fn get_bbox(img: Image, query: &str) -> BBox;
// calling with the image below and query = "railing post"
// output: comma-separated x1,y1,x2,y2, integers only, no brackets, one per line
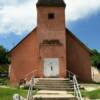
73,75,83,100
68,71,70,79
73,76,76,97
66,69,83,100
27,76,35,100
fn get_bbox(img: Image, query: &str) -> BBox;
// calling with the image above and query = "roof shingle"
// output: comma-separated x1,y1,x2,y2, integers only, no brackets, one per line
36,0,66,7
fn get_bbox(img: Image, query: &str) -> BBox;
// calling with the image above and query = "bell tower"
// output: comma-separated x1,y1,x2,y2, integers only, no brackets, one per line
36,0,67,78
37,0,66,42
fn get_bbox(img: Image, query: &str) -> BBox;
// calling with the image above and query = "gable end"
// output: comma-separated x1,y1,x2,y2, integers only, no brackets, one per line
66,28,92,55
8,28,37,56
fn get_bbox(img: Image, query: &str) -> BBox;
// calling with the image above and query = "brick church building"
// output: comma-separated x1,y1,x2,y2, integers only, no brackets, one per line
9,0,92,85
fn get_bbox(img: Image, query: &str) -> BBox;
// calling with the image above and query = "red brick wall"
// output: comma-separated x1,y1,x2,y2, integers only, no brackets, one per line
37,7,66,42
10,6,67,85
10,30,41,85
67,31,92,82
37,7,67,78
10,32,67,85
10,6,91,85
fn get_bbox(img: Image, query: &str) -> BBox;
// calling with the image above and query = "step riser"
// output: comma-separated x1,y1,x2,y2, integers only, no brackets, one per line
37,83,73,85
36,88,74,91
36,83,74,86
35,86,73,88
38,81,72,83
38,80,71,82
36,82,73,85
35,84,80,87
35,79,74,91
38,80,70,82
37,79,69,81
34,98,77,100
36,87,74,89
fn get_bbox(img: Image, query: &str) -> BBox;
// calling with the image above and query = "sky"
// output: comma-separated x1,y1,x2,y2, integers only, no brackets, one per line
0,0,100,51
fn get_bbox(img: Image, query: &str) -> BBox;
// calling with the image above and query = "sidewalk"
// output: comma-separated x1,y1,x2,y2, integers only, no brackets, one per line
33,90,75,99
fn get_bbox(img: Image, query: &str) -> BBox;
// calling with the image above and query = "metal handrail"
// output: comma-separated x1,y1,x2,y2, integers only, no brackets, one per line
66,69,76,80
67,69,75,75
67,69,74,76
73,75,83,100
25,70,37,100
26,69,83,100
13,70,37,100
27,77,35,100
25,69,37,81
66,69,83,100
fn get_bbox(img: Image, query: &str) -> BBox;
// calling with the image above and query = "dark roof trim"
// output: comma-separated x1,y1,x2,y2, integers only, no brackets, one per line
36,0,66,7
8,28,37,55
66,28,92,55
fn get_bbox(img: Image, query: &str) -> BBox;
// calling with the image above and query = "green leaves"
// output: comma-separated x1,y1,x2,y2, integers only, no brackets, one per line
91,49,100,70
0,45,10,64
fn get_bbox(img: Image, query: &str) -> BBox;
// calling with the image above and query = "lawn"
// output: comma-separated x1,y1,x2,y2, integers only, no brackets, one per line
82,89,100,99
0,77,100,100
0,87,28,100
0,86,100,100
0,77,9,85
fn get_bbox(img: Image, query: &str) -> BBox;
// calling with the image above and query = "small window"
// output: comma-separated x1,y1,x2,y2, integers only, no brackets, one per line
48,13,55,19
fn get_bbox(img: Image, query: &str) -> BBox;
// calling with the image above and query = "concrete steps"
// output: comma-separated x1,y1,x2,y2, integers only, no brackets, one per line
33,90,77,100
33,78,77,100
34,97,77,100
35,85,74,89
35,78,74,91
35,87,74,91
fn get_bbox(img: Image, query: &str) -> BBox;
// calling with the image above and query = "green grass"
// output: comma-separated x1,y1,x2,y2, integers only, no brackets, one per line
0,87,28,100
82,89,100,99
0,77,9,85
0,77,38,100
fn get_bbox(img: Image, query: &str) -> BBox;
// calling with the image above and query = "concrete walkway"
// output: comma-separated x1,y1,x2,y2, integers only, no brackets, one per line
81,83,100,91
33,90,75,99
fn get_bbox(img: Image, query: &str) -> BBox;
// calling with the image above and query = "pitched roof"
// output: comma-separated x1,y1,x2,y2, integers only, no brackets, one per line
8,28,37,56
66,28,92,55
36,0,66,7
9,27,92,55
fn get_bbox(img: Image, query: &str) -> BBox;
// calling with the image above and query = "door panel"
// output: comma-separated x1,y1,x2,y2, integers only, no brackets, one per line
43,58,59,77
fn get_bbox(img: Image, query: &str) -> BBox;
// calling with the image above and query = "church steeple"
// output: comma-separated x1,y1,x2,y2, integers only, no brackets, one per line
36,0,66,45
36,0,66,7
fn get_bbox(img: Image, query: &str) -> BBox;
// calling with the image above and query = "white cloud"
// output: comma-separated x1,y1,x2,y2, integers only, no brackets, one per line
65,0,100,21
0,0,37,35
0,0,100,35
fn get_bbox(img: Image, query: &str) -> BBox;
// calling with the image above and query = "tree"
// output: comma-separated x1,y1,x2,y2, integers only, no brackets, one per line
91,49,100,70
0,45,10,64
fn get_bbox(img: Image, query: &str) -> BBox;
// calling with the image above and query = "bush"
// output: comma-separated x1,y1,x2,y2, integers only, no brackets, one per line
91,49,100,70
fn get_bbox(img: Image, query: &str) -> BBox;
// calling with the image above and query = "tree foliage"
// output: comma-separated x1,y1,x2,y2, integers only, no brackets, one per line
0,45,10,64
91,49,100,70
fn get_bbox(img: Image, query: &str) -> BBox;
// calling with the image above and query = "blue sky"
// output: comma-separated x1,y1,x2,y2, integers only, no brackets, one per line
0,0,100,51
67,12,100,51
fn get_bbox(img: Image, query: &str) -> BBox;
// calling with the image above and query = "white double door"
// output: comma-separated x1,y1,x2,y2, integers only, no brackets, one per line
43,58,59,77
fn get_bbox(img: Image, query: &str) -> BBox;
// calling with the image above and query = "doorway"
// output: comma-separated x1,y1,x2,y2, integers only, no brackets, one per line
43,58,59,77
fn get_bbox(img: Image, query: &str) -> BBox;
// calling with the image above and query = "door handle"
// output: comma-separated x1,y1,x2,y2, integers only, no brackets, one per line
51,66,53,71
